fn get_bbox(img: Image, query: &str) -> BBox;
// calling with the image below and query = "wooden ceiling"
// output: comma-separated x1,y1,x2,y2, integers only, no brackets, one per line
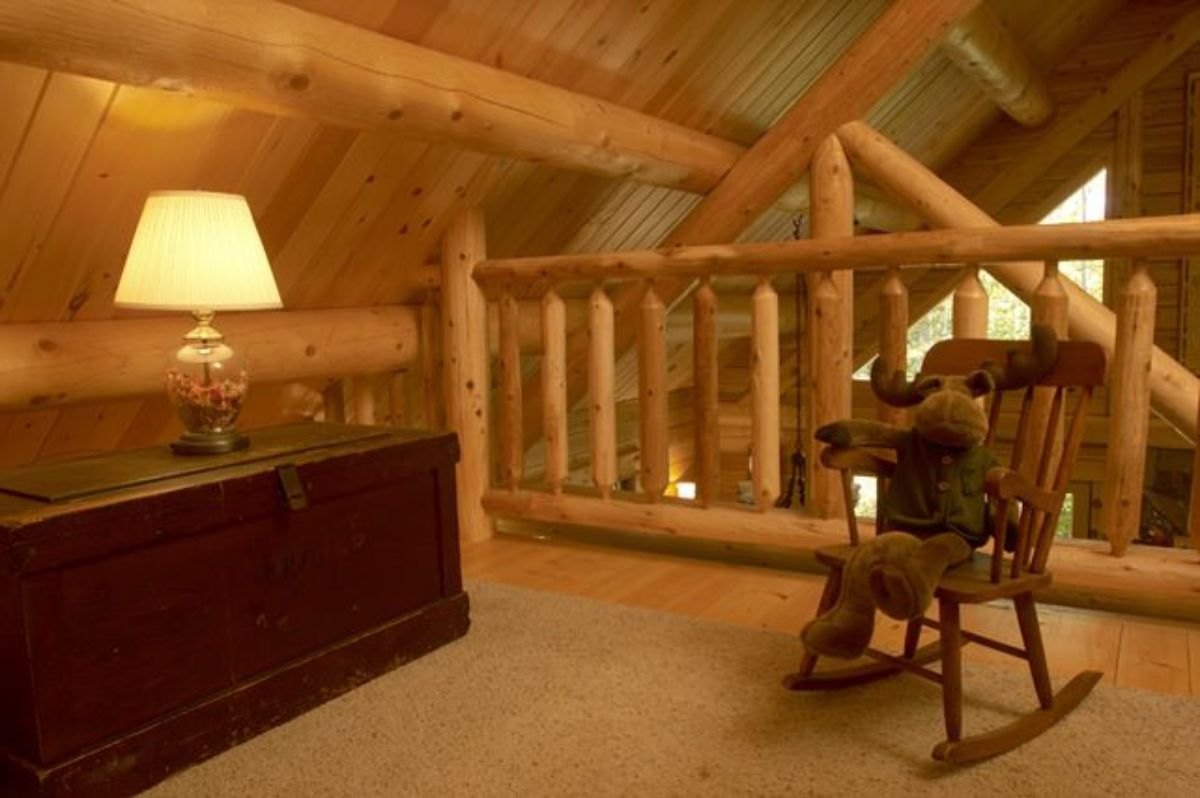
3,0,1195,468
0,0,1124,327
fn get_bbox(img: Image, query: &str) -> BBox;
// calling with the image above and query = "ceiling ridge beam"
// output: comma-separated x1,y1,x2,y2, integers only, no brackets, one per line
942,2,1054,128
971,2,1200,215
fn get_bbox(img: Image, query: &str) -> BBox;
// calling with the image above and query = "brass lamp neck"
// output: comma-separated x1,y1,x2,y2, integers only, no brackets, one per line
183,310,224,345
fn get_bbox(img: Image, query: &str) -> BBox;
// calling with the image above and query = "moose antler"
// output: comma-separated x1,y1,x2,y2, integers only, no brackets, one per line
980,324,1059,391
869,357,923,407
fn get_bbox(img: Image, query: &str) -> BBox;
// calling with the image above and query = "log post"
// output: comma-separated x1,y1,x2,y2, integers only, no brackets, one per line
1102,262,1156,555
542,287,568,494
807,135,854,518
953,264,989,339
639,282,669,500
693,277,720,505
878,265,909,426
497,291,523,489
589,285,617,499
751,276,781,510
442,208,492,541
1026,260,1069,484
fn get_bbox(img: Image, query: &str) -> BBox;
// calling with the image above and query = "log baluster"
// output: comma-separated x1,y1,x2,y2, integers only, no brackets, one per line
639,281,669,500
1026,260,1068,484
497,291,524,489
955,264,990,411
420,296,444,429
751,276,781,510
953,263,989,339
693,277,720,505
542,286,568,494
1102,261,1156,555
878,265,908,426
589,285,617,498
322,380,346,423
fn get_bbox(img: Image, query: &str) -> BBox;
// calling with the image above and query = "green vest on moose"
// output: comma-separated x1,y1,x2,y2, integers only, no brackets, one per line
882,428,999,548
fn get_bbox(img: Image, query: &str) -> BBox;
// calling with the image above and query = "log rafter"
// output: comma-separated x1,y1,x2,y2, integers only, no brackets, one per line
0,0,914,230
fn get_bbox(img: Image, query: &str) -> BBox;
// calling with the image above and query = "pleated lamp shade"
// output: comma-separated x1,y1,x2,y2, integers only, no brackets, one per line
116,191,282,311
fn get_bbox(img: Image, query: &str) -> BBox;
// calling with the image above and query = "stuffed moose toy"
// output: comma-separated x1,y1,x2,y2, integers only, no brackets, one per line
801,326,1059,660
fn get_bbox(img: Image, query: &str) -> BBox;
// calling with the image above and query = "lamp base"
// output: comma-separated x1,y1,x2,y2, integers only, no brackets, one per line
170,428,249,456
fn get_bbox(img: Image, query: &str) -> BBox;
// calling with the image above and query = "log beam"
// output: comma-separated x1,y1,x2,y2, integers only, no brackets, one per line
482,489,846,551
0,0,741,193
0,306,419,412
0,0,926,230
942,3,1054,127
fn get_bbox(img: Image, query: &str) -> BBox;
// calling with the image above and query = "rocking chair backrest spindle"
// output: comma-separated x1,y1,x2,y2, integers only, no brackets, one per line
922,338,1107,579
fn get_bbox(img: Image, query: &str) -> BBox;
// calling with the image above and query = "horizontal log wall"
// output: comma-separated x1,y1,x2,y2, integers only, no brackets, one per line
0,306,420,411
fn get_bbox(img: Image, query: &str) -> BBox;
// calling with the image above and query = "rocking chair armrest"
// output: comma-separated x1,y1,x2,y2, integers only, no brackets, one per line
984,467,1058,514
819,446,896,478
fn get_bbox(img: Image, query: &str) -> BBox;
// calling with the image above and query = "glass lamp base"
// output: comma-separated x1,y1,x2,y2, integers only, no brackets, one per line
170,428,249,456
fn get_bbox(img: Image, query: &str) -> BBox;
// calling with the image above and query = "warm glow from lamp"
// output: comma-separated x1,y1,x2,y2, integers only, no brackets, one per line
116,191,282,455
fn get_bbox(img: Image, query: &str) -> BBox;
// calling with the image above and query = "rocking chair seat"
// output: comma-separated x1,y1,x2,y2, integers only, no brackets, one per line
814,544,1052,604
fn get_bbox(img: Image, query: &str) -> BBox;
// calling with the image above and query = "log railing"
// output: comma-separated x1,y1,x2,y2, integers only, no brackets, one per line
459,206,1200,561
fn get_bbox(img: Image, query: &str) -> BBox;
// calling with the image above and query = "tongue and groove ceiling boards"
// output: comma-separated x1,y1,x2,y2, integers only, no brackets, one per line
0,0,1177,466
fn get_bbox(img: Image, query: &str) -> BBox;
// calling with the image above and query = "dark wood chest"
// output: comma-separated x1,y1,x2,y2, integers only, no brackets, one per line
0,423,469,797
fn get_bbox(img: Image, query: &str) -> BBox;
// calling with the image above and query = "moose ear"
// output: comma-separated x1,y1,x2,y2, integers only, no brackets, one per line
964,369,996,398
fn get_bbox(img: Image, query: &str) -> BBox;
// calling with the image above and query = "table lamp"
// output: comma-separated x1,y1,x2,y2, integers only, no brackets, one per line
116,191,282,455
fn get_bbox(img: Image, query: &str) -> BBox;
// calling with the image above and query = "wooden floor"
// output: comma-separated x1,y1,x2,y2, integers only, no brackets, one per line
463,534,1200,698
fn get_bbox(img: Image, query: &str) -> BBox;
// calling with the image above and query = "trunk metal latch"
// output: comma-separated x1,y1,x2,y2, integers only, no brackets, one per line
275,464,308,511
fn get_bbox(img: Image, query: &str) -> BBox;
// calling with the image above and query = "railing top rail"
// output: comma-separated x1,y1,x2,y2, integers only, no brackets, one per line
472,213,1200,291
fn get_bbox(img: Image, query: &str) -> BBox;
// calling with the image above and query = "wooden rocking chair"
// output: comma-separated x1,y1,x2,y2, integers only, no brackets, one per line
783,337,1108,763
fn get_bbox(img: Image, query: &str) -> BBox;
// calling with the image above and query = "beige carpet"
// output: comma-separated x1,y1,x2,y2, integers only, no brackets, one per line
147,582,1199,797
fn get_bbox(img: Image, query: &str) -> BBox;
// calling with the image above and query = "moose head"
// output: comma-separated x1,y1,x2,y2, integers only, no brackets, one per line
869,325,1059,449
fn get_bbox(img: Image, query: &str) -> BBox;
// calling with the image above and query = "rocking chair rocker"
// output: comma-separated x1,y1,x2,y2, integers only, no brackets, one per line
784,337,1108,763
